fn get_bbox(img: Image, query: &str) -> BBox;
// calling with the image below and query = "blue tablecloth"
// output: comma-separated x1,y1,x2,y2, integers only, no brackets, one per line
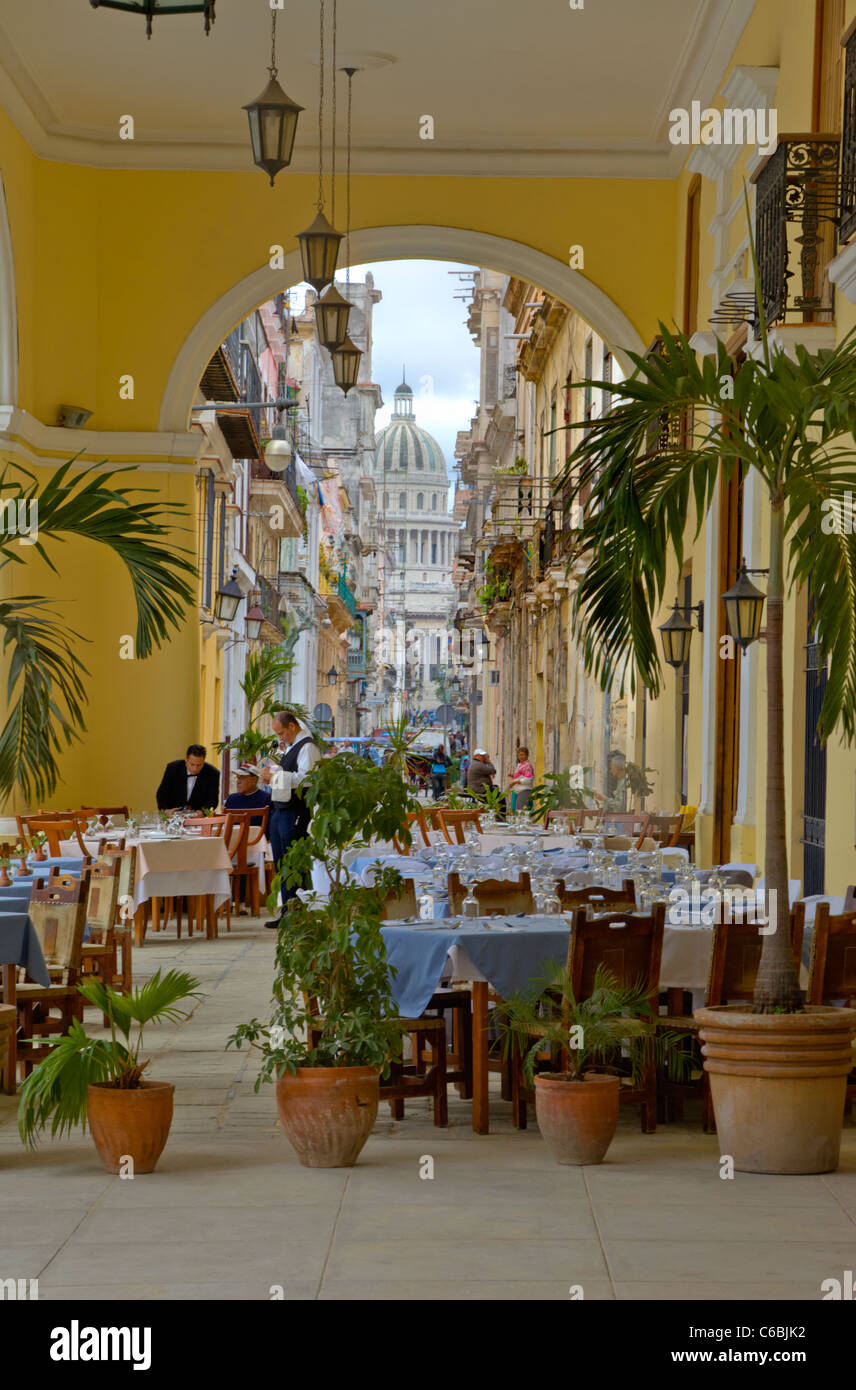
381,915,570,1017
0,909,51,988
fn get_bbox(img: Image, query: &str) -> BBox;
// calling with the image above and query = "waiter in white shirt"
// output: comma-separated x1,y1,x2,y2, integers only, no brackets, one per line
258,709,321,927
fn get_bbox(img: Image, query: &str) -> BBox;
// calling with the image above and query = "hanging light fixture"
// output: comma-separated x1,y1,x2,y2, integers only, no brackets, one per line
243,7,303,186
89,0,215,39
296,0,343,292
658,604,694,670
245,598,265,641
331,65,363,394
722,559,767,651
214,568,243,623
328,665,339,686
315,283,351,351
264,418,294,474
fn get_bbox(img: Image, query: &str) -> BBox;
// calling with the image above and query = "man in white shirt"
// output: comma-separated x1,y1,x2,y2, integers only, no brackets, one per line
259,709,321,927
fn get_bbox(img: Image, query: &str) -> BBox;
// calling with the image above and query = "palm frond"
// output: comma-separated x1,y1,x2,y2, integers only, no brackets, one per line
17,1023,127,1147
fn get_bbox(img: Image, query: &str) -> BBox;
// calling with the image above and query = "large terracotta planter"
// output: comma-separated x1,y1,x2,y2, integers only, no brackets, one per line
87,1080,175,1174
276,1067,378,1168
534,1072,620,1165
696,1004,856,1174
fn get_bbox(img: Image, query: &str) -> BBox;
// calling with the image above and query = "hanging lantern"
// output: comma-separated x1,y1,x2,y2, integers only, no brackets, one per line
315,283,351,351
722,561,766,651
244,77,303,187
297,209,343,293
245,601,265,641
264,424,294,474
331,334,361,395
89,0,215,39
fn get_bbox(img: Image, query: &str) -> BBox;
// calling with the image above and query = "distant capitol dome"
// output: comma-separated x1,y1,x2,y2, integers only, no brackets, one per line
375,376,447,478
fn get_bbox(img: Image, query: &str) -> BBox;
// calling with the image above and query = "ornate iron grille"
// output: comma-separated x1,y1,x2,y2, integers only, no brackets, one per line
751,136,840,330
841,27,856,242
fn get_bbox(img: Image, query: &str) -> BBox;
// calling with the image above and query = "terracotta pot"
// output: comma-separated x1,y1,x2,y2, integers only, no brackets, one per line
696,1004,856,1174
534,1071,620,1165
87,1081,175,1174
275,1067,378,1168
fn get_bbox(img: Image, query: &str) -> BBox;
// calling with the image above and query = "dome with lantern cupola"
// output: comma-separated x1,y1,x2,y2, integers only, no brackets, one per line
375,375,447,479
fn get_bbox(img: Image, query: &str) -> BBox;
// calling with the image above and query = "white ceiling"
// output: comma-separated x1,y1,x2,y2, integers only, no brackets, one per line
0,0,756,176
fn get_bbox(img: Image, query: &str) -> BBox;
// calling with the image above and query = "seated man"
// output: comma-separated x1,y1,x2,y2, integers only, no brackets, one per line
156,744,220,812
224,763,271,826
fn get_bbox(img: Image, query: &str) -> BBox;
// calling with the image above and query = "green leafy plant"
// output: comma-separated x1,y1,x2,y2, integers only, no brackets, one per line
228,753,416,1079
18,970,201,1148
624,761,657,803
0,458,196,805
494,963,692,1085
560,189,846,1009
477,557,512,610
529,767,594,821
215,637,315,765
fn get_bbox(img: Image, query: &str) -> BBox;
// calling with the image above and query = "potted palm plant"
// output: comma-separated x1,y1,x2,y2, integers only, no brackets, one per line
18,970,201,1173
495,964,689,1165
561,198,856,1172
228,752,414,1168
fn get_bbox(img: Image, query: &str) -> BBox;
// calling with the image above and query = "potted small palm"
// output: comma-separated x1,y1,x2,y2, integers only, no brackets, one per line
228,753,415,1168
18,970,201,1173
496,964,690,1165
562,196,856,1172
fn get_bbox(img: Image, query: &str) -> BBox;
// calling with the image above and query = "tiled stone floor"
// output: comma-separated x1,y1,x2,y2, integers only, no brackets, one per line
2,915,856,1300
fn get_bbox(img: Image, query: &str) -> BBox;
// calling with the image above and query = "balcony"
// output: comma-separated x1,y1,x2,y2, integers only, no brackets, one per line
249,458,304,538
751,134,840,331
319,569,357,630
257,574,283,636
278,570,316,625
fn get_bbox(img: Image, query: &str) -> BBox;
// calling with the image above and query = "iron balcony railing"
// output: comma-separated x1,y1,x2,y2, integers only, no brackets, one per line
751,134,840,331
251,458,300,509
338,572,357,617
841,23,856,243
257,573,282,630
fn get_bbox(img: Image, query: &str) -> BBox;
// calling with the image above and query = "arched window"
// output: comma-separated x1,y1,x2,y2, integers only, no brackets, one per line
416,492,424,510
431,493,437,510
399,492,406,510
383,491,389,510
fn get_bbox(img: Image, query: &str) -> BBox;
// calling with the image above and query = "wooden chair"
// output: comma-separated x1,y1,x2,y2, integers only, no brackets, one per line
448,871,534,916
511,903,667,1133
578,809,603,831
558,879,637,913
545,809,584,830
657,904,806,1130
0,1003,15,1095
643,813,684,848
844,886,856,913
223,806,269,916
807,903,856,1110
392,808,432,855
380,880,418,920
437,809,483,846
97,847,136,993
170,813,232,936
20,817,89,857
308,1003,448,1127
16,871,91,1077
79,859,122,1018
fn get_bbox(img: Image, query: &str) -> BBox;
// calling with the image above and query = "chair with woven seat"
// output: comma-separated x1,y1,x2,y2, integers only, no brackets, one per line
511,902,667,1132
448,871,534,916
657,903,806,1130
79,858,122,1020
97,847,136,993
558,879,637,913
380,880,418,919
16,871,91,1077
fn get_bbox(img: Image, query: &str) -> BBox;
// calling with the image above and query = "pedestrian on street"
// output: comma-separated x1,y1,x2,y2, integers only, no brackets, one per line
430,744,449,800
508,745,535,812
466,747,496,798
258,709,321,928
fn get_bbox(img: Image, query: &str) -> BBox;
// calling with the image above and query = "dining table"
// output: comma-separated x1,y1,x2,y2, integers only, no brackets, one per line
380,903,791,1134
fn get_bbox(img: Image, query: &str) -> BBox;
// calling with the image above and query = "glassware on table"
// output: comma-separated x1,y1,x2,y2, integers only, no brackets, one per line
542,887,562,916
462,885,480,919
418,891,435,920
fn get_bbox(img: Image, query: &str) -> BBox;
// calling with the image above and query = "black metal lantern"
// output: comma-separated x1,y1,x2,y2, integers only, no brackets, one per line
327,665,339,686
331,334,362,395
297,209,343,293
315,284,351,351
214,569,243,623
244,77,303,187
245,601,264,641
658,603,694,670
89,0,215,39
243,9,303,186
722,559,766,651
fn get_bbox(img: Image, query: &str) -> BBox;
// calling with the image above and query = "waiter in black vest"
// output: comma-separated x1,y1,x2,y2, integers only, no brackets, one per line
259,709,321,928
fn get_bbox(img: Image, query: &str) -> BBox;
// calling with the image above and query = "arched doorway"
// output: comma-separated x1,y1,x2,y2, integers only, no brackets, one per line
159,225,647,432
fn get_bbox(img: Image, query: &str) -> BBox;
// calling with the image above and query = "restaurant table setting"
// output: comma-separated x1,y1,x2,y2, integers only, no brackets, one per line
51,816,233,911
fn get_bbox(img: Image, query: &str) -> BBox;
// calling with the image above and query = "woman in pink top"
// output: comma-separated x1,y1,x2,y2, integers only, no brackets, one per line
509,745,535,812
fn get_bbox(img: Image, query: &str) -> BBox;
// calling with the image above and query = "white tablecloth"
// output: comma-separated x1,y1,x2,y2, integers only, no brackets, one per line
60,836,233,911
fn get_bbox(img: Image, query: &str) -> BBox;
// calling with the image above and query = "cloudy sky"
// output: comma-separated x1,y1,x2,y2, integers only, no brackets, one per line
349,259,481,485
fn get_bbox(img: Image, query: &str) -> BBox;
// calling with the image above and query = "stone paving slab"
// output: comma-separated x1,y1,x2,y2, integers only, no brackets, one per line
2,915,856,1301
